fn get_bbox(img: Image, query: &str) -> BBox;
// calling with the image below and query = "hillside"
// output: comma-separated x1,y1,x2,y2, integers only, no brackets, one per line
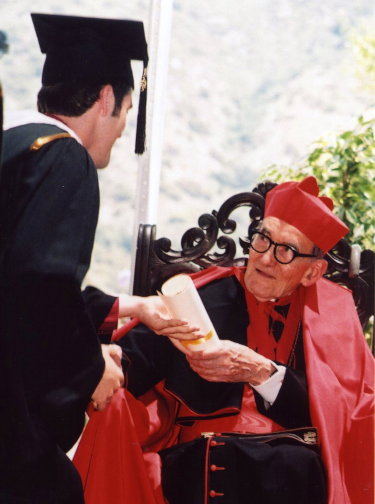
1,0,374,293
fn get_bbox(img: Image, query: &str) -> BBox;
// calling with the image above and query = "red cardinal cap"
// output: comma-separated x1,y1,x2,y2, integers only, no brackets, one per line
264,176,349,253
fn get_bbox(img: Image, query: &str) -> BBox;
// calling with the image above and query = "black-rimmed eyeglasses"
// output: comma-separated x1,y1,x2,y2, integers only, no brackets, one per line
249,231,317,265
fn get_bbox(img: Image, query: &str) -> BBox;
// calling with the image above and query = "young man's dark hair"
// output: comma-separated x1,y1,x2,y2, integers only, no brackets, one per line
37,81,132,117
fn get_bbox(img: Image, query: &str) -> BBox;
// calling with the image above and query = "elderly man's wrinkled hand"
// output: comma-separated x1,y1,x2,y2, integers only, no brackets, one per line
91,344,124,411
185,340,275,385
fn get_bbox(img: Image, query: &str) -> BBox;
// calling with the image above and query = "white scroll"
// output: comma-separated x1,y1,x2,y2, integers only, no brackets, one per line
158,274,220,351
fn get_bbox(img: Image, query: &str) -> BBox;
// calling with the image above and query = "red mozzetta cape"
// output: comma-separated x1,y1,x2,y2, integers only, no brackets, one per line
74,266,374,504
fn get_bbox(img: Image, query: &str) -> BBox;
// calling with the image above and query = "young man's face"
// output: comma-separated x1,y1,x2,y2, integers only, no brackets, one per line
244,216,319,301
95,90,133,169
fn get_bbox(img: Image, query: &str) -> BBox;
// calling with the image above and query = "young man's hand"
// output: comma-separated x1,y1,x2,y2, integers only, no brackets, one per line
91,344,124,411
119,294,204,341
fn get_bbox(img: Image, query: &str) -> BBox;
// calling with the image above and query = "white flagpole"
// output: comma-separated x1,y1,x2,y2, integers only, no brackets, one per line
130,0,174,292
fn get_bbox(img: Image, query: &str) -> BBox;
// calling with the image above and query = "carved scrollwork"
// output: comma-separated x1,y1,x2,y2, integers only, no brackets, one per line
196,235,237,268
154,213,219,264
214,191,265,234
214,182,276,234
181,213,219,256
153,183,274,271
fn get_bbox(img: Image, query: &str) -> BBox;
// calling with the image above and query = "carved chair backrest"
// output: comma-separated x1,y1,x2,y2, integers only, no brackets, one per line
133,182,374,351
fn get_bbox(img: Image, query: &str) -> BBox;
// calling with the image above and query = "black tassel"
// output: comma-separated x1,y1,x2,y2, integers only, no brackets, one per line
135,67,147,155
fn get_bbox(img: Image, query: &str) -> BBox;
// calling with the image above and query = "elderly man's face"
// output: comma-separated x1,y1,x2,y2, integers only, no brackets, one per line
244,216,321,302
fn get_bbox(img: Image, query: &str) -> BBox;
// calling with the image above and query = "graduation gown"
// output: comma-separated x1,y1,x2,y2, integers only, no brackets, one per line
74,267,374,504
0,120,113,502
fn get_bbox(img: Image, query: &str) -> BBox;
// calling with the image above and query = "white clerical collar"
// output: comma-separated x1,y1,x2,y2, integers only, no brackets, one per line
3,110,82,145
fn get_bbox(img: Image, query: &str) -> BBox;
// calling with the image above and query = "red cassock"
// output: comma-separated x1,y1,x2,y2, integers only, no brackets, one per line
73,267,374,504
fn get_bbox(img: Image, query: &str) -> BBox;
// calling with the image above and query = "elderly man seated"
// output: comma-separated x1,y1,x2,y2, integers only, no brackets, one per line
74,176,374,504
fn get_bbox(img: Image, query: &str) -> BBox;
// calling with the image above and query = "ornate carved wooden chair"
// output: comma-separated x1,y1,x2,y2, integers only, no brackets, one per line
133,181,374,352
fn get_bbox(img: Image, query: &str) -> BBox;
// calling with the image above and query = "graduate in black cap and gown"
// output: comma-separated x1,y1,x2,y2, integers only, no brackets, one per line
0,13,196,504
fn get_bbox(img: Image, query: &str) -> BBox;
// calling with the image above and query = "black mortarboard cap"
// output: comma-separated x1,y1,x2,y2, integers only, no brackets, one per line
31,13,149,154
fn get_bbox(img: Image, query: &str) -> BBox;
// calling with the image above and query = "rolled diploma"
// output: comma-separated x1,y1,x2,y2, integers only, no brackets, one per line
159,274,219,351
